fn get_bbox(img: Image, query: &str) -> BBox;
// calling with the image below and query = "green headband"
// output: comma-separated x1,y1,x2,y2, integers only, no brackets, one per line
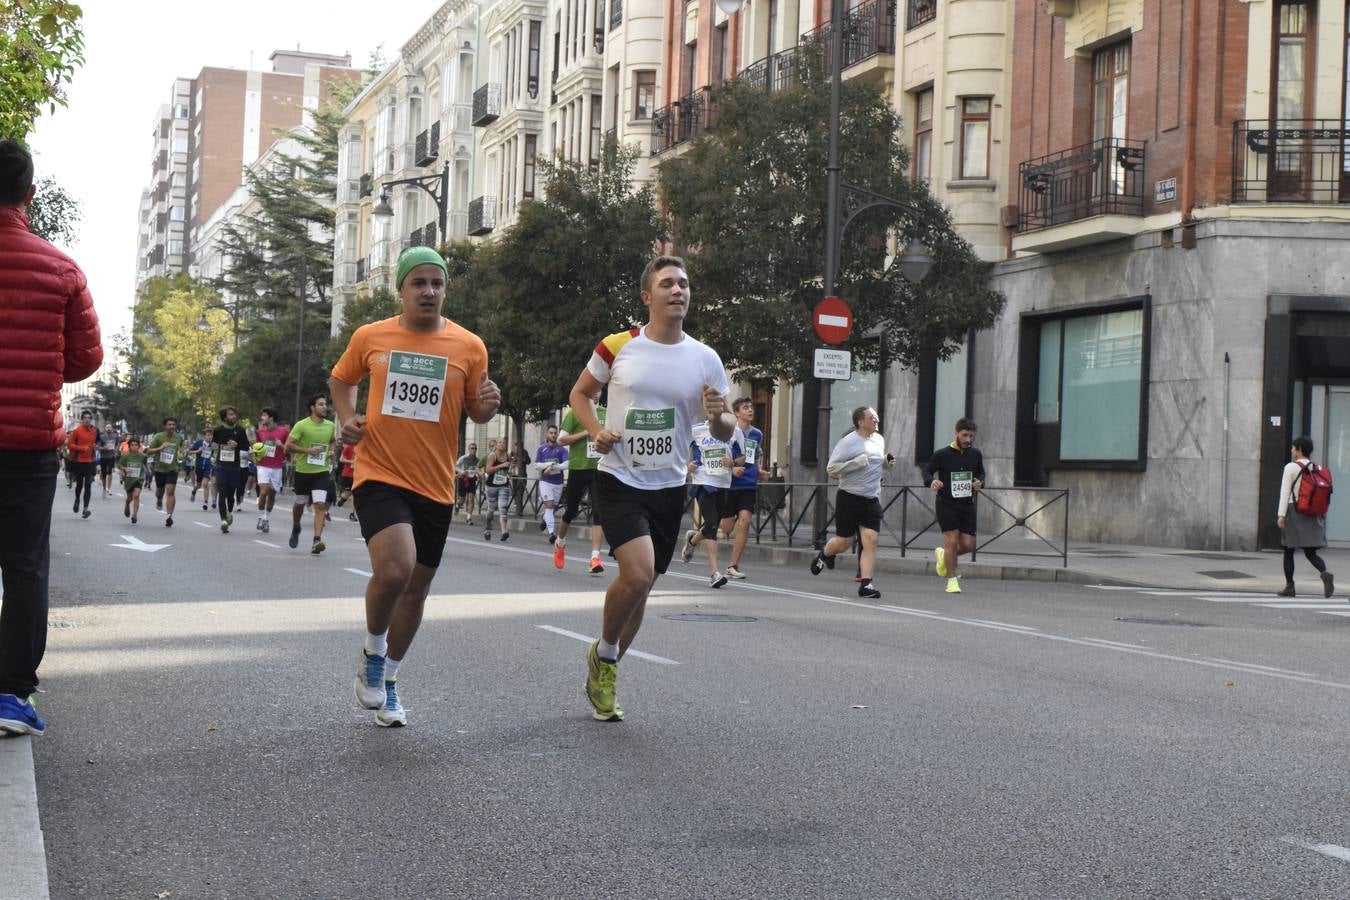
396,246,448,289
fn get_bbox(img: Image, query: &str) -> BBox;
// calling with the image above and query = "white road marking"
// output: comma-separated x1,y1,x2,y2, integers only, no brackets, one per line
108,535,170,553
344,568,372,578
193,521,212,529
1088,585,1147,591
535,625,679,665
1325,611,1350,618
1255,603,1349,610
254,540,281,548
965,618,1039,632
1280,836,1350,863
1080,638,1151,650
716,580,1350,692
1197,658,1316,677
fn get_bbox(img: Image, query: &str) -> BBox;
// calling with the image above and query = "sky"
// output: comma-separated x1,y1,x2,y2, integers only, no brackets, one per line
27,0,435,356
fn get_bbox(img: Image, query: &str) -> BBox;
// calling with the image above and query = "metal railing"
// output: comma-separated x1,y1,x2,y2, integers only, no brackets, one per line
802,0,896,72
737,47,801,94
468,195,496,235
1231,119,1350,205
906,0,936,29
472,84,501,126
651,87,718,155
359,173,373,198
355,257,367,283
459,476,1069,567
414,122,440,167
1017,137,1146,232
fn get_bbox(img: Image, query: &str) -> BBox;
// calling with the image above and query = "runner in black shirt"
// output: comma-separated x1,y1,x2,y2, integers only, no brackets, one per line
922,417,984,594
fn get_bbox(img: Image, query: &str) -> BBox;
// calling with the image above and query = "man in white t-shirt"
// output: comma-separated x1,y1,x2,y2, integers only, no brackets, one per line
679,419,744,588
567,255,733,722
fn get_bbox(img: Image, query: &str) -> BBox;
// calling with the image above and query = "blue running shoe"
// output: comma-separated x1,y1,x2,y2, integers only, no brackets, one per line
376,681,406,727
353,651,385,709
0,693,46,736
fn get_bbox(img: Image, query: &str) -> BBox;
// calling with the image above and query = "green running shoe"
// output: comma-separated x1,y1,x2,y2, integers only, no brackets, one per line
585,640,623,721
934,547,947,577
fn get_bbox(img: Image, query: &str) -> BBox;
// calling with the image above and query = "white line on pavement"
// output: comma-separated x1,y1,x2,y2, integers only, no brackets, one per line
344,567,372,577
535,625,679,665
1080,638,1151,650
1325,611,1350,618
965,618,1039,632
254,540,281,548
193,521,212,529
1280,836,1350,863
1254,603,1349,610
713,579,1350,692
1197,658,1316,677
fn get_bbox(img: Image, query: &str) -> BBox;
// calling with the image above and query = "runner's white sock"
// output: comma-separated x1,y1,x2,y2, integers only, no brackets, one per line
384,657,401,682
556,537,566,549
596,638,619,662
543,508,556,533
364,631,388,657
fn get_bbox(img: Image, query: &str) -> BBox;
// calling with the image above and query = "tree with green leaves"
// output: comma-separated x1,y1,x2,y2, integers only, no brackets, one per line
1,0,86,244
658,49,1003,382
144,290,232,428
468,144,662,427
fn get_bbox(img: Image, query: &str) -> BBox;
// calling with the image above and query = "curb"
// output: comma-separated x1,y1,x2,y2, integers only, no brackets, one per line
0,736,50,899
498,512,1146,589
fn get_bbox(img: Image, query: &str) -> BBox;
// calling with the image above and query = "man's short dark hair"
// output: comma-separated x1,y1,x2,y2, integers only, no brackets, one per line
307,393,326,411
851,406,873,428
162,417,178,427
128,437,141,445
641,255,687,294
955,417,978,433
260,407,278,421
219,405,236,421
80,410,92,419
1293,435,1314,456
0,140,35,206
732,397,753,413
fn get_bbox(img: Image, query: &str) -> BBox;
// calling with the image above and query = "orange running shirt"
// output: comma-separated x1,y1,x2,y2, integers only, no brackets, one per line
331,316,489,505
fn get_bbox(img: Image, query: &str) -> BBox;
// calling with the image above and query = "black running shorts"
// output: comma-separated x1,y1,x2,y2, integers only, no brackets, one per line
725,488,755,517
561,468,601,525
692,487,728,539
354,481,453,568
936,498,977,536
834,489,882,538
292,471,333,502
153,470,178,488
98,456,116,475
595,471,685,575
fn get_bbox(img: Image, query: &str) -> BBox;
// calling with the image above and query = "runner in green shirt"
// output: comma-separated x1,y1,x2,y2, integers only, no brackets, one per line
117,439,148,524
554,403,608,574
284,394,338,554
144,417,187,527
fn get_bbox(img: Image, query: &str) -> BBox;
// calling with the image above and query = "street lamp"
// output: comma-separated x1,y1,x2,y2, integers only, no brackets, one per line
714,0,933,547
371,161,452,247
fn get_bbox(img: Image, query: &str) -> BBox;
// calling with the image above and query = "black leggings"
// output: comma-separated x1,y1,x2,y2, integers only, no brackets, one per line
1283,547,1327,582
72,463,94,510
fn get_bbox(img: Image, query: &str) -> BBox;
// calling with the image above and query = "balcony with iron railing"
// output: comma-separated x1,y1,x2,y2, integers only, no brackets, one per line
401,223,439,252
1013,137,1147,253
414,121,441,167
801,0,896,82
651,87,718,156
468,196,496,235
737,46,802,94
1232,120,1350,205
359,173,373,198
472,84,501,127
906,0,936,30
355,257,367,283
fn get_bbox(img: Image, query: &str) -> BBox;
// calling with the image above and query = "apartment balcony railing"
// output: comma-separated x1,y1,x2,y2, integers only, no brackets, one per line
399,223,439,252
737,47,802,94
1017,137,1146,233
359,173,373,198
1232,119,1350,204
414,122,441,167
468,195,496,235
651,87,718,156
802,0,896,73
355,257,367,283
906,0,936,30
472,84,501,127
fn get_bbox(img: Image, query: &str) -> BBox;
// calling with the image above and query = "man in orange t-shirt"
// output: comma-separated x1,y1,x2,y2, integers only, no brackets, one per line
65,410,98,518
330,246,500,728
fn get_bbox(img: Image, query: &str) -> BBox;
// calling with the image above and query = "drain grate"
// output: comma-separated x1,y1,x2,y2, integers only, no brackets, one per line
662,613,758,623
1115,616,1209,627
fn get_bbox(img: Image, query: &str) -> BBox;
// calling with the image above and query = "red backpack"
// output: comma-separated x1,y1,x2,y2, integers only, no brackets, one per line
1294,462,1334,517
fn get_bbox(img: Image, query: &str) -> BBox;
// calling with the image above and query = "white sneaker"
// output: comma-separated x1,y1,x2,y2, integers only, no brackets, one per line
681,530,697,563
710,571,728,589
726,565,746,580
375,681,407,727
354,651,386,709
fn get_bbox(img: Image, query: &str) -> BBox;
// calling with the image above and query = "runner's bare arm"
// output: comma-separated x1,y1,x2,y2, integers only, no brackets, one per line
330,376,366,445
569,369,619,453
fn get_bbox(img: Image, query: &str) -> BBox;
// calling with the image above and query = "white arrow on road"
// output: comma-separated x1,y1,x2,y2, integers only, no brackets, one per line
109,534,171,553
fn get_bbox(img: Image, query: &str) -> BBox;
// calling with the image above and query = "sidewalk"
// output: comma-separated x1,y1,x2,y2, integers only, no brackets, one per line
0,735,49,900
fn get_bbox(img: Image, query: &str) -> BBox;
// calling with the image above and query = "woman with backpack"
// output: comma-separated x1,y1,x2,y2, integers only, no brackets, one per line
1276,435,1335,598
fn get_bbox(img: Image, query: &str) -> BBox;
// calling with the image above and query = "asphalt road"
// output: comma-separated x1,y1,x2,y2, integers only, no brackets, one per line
31,484,1350,899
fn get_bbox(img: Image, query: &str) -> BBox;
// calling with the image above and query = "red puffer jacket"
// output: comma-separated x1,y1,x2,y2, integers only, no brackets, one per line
0,205,103,450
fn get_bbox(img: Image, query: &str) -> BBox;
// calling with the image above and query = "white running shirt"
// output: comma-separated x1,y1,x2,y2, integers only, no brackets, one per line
828,431,887,498
586,326,731,490
690,421,745,489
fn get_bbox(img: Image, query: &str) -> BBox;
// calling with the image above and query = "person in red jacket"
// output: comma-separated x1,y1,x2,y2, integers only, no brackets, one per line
0,139,102,737
66,409,98,518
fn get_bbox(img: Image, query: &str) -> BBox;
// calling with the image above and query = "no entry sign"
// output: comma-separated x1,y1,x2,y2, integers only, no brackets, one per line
813,296,852,345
